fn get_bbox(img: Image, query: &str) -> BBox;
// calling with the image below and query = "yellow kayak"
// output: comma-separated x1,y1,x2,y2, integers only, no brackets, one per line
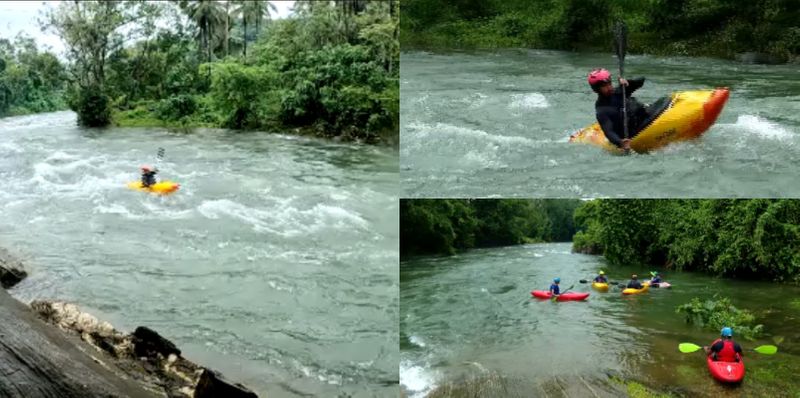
622,284,650,295
591,282,609,292
126,181,180,195
570,88,730,154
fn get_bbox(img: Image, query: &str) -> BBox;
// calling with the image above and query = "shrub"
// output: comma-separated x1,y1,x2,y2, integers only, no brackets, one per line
676,296,764,340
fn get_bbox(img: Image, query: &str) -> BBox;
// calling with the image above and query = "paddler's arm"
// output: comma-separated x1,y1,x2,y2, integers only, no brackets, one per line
597,112,624,148
621,77,645,96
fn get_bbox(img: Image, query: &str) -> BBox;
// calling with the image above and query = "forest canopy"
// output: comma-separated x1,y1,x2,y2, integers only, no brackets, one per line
401,0,800,62
0,0,399,143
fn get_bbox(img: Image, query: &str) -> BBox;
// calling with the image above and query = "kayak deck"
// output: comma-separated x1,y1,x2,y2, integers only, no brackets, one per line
126,180,180,195
707,355,745,383
531,291,590,301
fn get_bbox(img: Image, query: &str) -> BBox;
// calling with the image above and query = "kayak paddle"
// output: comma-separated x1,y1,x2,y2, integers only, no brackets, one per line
155,147,165,171
678,342,778,355
552,284,575,301
579,279,619,285
614,20,630,154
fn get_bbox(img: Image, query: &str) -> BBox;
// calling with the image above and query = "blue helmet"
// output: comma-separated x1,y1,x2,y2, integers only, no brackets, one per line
553,277,561,283
721,327,733,337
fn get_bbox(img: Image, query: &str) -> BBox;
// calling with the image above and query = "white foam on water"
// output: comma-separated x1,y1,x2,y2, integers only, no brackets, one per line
0,142,24,154
400,361,437,398
727,114,795,141
409,335,427,348
508,93,549,109
196,199,368,237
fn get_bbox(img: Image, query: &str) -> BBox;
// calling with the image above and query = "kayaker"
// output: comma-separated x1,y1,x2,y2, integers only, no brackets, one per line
140,165,158,188
626,274,643,289
705,327,743,362
649,271,663,285
549,278,561,296
593,271,608,283
587,68,651,151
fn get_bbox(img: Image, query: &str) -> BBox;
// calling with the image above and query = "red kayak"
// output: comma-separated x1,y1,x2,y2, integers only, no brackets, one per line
707,354,745,383
531,291,589,301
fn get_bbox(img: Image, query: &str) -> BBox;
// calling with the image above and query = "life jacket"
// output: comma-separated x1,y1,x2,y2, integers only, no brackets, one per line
711,338,738,362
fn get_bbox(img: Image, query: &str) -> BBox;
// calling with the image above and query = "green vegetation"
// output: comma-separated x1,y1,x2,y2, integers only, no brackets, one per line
0,35,67,117
401,0,800,62
609,376,673,398
400,199,581,257
32,0,398,143
676,296,764,340
572,199,800,283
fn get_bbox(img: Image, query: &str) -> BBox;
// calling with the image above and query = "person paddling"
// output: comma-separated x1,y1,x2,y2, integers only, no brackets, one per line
649,271,663,285
626,274,643,289
140,165,158,188
705,327,743,362
549,278,561,297
587,68,652,152
593,271,608,283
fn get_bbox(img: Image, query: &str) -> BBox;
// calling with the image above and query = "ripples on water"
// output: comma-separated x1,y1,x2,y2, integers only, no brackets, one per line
401,50,800,197
0,111,399,397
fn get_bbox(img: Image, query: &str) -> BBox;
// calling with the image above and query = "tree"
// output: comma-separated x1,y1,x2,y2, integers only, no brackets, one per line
42,1,161,126
183,0,225,66
234,0,277,59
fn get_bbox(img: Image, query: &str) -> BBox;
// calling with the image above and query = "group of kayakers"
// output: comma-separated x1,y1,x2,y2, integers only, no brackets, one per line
548,271,742,365
548,270,663,295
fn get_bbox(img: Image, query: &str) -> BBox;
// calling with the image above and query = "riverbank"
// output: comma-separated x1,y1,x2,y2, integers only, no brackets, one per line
112,105,399,146
400,1,799,64
0,249,257,397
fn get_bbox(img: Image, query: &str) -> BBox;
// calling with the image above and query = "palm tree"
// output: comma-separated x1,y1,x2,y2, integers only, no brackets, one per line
183,0,225,66
233,0,277,59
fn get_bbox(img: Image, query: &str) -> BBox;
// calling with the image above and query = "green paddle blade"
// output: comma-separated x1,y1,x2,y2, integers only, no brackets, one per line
679,343,702,353
753,345,778,355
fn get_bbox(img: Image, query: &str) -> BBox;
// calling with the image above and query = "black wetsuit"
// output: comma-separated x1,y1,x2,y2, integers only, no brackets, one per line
142,171,157,187
627,280,643,289
595,77,650,148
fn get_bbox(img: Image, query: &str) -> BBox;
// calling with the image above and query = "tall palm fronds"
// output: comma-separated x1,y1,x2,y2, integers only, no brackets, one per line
183,0,226,65
233,0,277,59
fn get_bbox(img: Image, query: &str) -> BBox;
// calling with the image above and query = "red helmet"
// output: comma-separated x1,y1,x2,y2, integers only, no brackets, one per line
587,68,611,86
140,165,152,171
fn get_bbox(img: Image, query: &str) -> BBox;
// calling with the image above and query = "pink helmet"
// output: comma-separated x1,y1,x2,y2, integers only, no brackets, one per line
140,165,152,171
587,68,611,86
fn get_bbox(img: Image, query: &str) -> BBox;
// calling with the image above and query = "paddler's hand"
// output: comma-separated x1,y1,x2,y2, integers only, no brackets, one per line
619,78,629,86
621,139,631,151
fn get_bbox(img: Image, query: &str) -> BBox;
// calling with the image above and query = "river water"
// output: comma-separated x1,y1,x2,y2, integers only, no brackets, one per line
0,111,399,397
400,243,800,397
400,50,800,198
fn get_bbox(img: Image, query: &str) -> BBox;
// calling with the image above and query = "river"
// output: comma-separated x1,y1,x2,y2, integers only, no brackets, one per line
400,50,800,198
400,243,800,397
0,111,399,397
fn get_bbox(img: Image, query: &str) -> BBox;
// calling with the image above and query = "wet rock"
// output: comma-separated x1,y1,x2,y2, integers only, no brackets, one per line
0,289,158,398
31,300,259,397
0,248,27,288
195,368,259,398
132,326,181,358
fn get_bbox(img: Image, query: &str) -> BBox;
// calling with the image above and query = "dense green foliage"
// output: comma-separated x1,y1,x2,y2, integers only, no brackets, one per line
572,199,800,282
401,0,800,62
676,296,764,340
400,199,581,257
38,1,398,143
0,35,67,117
